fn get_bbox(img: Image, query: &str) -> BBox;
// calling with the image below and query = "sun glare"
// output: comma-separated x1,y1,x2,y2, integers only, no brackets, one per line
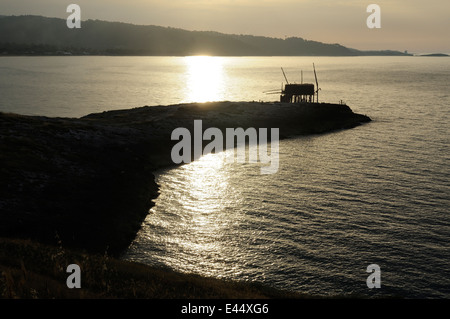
185,56,225,103
178,152,231,268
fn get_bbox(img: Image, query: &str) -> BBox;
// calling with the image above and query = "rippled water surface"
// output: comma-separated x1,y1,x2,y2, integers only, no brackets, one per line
1,56,449,298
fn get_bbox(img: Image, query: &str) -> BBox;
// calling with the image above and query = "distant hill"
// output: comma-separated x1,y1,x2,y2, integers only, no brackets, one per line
420,53,449,57
0,15,411,56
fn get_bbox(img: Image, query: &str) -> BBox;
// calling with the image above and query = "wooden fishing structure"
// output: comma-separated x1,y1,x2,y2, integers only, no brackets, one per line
265,63,321,103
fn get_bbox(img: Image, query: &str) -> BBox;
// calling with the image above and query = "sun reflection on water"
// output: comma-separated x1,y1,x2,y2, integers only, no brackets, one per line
179,152,229,252
185,56,225,103
132,150,247,278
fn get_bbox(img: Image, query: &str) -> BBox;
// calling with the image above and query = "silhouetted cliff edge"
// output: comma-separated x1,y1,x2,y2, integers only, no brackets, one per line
0,101,370,256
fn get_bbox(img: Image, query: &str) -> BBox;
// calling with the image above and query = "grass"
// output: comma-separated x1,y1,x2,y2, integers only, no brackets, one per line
0,238,308,299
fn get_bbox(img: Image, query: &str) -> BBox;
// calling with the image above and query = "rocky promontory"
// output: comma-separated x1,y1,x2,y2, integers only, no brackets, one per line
0,101,371,256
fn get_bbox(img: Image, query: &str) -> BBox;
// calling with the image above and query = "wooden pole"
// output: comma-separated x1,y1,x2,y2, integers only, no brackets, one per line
281,67,289,84
313,63,319,103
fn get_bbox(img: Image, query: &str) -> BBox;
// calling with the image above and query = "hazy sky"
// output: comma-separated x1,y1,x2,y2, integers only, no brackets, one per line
1,0,449,53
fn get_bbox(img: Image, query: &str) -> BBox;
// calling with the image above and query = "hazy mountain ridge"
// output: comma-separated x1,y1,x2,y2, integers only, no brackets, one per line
0,15,410,56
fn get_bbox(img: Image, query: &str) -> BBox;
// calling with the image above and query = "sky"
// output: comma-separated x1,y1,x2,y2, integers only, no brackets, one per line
1,0,449,53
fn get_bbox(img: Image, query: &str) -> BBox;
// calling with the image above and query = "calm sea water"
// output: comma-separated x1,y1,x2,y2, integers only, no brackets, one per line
1,56,449,298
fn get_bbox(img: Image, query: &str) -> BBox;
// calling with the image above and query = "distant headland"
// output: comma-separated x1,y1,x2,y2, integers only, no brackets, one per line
419,53,449,57
0,15,411,57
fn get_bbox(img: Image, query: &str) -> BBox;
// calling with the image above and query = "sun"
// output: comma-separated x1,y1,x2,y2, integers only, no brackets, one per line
185,56,225,103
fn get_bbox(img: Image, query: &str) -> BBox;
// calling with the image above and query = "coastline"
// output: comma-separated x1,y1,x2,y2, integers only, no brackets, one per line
0,101,371,298
0,101,371,257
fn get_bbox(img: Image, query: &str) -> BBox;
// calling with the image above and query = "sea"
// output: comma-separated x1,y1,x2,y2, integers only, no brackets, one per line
0,56,449,298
